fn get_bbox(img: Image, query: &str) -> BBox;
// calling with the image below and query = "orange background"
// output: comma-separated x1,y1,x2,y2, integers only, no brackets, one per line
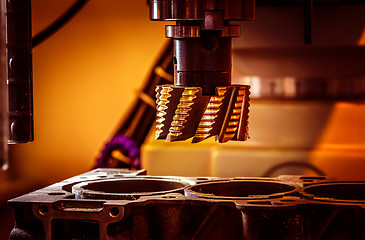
9,0,167,184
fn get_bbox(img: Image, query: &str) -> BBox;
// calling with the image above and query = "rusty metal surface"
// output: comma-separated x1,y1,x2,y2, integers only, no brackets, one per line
8,168,365,240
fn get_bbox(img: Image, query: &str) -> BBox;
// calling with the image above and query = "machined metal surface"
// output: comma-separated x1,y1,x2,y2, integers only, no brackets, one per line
72,177,193,200
8,169,365,240
185,179,299,199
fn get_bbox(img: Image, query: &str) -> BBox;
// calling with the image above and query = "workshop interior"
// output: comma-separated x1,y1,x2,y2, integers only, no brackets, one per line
1,0,365,239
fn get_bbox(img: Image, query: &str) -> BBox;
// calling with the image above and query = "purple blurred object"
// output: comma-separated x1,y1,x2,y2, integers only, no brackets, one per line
95,41,173,170
96,135,140,169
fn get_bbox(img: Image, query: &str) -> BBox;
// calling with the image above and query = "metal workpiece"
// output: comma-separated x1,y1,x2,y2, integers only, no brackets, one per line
8,169,365,240
155,84,250,143
301,181,365,202
185,179,299,200
72,177,193,200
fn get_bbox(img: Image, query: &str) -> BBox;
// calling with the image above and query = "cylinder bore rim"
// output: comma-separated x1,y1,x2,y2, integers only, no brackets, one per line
72,177,192,200
185,179,299,200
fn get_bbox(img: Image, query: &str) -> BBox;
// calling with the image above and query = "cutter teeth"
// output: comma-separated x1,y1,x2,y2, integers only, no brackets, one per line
166,88,201,142
191,88,227,143
155,86,173,139
218,88,243,143
236,86,250,141
155,85,250,143
155,86,185,139
216,86,251,143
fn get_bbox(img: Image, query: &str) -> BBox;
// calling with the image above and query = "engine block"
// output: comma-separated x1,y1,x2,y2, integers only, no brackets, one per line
8,168,365,239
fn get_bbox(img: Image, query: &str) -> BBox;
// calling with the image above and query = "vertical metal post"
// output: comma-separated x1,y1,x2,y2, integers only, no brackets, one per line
0,0,8,170
7,0,34,143
304,0,313,44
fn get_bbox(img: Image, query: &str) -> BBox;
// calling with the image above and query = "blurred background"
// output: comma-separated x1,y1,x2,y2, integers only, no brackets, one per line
1,0,167,237
1,0,365,238
7,0,167,182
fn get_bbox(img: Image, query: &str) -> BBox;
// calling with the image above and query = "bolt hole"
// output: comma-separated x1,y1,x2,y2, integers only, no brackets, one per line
300,176,327,180
247,201,272,205
38,205,48,215
48,192,65,196
196,177,209,181
162,196,177,199
281,199,296,202
109,207,120,218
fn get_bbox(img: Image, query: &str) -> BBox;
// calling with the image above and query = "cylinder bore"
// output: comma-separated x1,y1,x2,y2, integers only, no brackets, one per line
302,182,365,202
185,180,298,200
72,178,190,200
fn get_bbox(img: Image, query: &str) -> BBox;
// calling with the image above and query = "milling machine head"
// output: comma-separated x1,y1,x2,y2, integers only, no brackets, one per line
149,0,255,143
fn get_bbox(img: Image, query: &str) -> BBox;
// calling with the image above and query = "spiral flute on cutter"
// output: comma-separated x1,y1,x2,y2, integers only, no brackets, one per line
155,85,250,143
150,0,254,143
